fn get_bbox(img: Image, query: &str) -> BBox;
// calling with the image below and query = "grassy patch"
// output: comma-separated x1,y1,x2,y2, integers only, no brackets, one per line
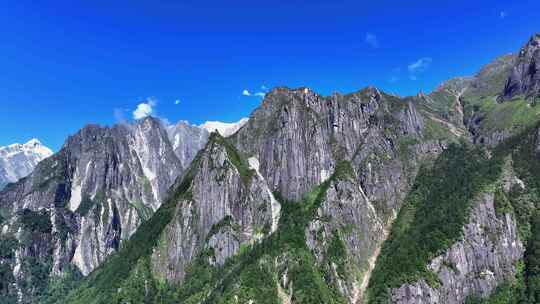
211,133,255,185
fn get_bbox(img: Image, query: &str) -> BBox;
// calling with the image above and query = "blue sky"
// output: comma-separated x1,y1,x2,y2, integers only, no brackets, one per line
1,0,539,151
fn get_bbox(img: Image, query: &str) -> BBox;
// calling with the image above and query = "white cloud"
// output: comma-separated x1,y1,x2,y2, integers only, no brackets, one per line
243,86,268,98
408,57,432,73
174,99,180,105
133,98,156,120
389,76,399,83
500,11,507,19
365,33,379,48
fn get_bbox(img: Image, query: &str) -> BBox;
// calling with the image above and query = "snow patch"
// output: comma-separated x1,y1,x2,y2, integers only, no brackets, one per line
69,183,82,212
200,118,249,137
0,138,53,186
248,157,281,233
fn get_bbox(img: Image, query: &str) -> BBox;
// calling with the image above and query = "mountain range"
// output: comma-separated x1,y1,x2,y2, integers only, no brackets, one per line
0,34,540,304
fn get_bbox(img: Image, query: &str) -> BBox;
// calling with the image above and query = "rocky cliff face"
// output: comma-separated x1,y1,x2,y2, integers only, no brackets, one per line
0,117,208,303
232,86,445,204
150,133,277,283
167,120,210,169
0,139,53,189
503,34,540,100
390,190,524,304
56,83,457,304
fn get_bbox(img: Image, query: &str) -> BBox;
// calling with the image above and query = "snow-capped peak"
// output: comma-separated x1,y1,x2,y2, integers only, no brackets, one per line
199,118,249,137
0,138,53,189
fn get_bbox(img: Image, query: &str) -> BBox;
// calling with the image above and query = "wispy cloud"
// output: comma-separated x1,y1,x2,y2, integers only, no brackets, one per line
408,57,432,73
500,11,507,19
365,33,379,48
133,98,157,120
243,86,268,98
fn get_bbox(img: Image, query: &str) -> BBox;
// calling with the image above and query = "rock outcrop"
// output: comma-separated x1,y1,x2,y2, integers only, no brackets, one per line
503,33,540,100
150,134,277,283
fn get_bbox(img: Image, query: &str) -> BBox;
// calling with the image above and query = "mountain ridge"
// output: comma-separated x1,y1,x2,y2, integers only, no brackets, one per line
2,33,540,304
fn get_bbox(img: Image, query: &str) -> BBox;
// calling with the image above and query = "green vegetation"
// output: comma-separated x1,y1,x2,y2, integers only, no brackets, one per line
396,136,419,164
142,177,152,196
524,211,540,303
76,190,106,218
494,187,513,216
112,257,158,304
463,95,540,137
368,124,540,303
327,231,348,277
0,234,18,304
367,143,505,303
61,151,203,304
39,265,83,304
422,117,458,141
76,196,96,217
17,208,52,234
205,215,240,242
211,132,254,185
60,143,357,304
128,199,153,222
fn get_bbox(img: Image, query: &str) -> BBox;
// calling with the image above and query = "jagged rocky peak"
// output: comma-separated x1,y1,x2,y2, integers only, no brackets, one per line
503,33,540,100
167,120,210,167
150,132,278,283
0,138,53,189
232,85,436,203
0,115,212,302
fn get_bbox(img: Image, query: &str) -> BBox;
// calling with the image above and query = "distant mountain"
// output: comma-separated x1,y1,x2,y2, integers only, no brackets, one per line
167,120,210,167
199,118,249,137
0,138,53,189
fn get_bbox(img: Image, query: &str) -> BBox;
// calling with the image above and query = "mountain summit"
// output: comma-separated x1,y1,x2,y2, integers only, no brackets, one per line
503,33,540,100
0,138,53,189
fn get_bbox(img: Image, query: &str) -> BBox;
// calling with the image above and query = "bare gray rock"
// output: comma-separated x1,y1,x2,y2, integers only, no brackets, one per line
391,191,524,304
150,134,276,283
503,33,540,100
0,116,209,302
